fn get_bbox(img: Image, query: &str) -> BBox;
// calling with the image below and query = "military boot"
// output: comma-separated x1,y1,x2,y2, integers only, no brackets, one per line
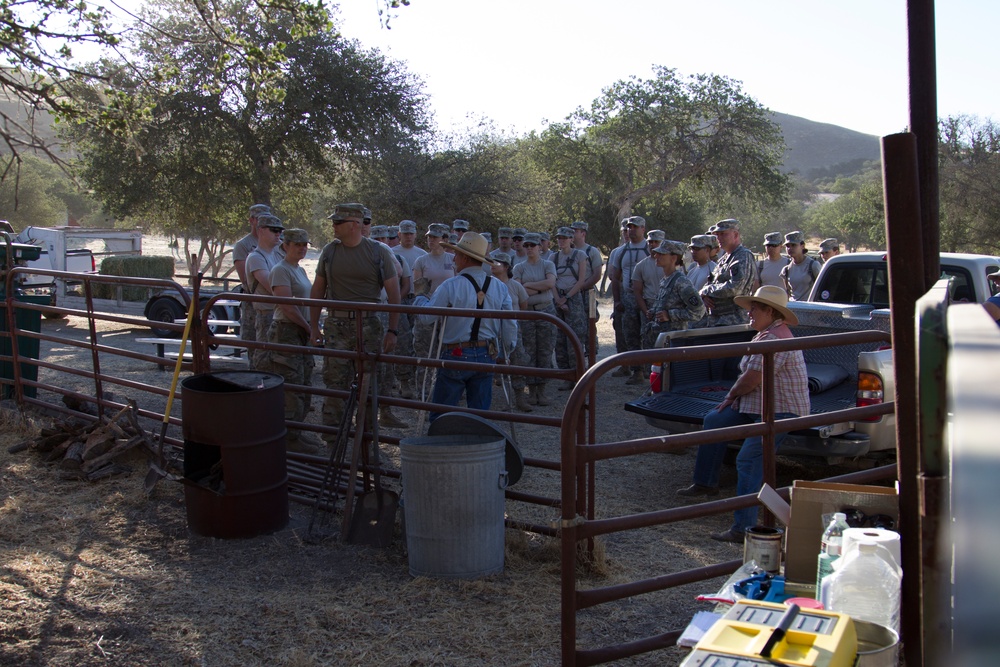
378,406,407,429
534,383,552,406
514,391,533,412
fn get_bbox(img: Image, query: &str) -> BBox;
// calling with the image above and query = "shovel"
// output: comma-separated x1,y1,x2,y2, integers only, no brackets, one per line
144,287,198,495
347,361,398,547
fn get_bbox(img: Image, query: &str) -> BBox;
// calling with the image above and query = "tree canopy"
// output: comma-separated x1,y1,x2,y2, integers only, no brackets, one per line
65,0,428,251
533,66,790,240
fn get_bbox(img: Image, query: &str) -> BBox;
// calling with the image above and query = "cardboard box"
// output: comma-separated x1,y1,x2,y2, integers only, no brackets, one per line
784,480,899,587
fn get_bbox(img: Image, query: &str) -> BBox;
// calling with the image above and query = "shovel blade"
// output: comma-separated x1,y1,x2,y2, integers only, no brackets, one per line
346,490,399,548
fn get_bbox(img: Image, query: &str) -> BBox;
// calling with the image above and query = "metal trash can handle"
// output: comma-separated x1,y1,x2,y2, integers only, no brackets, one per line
498,471,508,490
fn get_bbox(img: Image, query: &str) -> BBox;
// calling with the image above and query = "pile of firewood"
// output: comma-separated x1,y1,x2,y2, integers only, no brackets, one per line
7,401,157,482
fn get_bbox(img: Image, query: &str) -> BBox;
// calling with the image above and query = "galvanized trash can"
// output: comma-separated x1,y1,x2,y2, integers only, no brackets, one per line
400,434,506,579
181,371,289,539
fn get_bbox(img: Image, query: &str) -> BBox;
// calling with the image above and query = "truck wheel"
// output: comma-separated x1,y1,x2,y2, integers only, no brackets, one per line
200,301,229,336
147,298,185,338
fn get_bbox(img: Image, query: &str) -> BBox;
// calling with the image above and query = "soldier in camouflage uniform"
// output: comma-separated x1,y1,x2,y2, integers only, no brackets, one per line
265,229,322,453
246,213,284,369
489,250,533,411
309,204,400,437
609,216,650,383
512,232,557,406
551,227,589,390
643,240,707,347
233,204,270,360
697,219,758,327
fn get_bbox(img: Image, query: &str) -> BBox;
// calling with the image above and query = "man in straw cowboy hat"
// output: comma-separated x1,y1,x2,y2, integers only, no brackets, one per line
415,232,518,422
676,285,810,543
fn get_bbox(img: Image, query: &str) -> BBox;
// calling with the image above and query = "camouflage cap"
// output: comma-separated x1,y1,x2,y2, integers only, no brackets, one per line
570,220,589,231
689,235,711,249
425,223,450,237
625,215,646,228
452,219,470,231
398,220,417,233
555,226,575,238
281,228,309,244
498,227,514,238
522,232,541,245
249,204,271,218
512,228,528,238
328,203,366,222
257,213,284,230
707,224,719,234
705,235,721,249
713,219,740,232
820,238,840,252
479,232,492,244
652,240,686,256
784,230,805,245
764,232,783,246
539,231,550,242
448,233,459,244
370,225,389,239
489,249,513,265
646,229,666,242
362,206,372,221
387,225,399,239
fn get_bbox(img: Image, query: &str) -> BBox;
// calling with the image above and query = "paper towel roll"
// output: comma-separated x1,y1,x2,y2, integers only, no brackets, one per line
842,527,901,572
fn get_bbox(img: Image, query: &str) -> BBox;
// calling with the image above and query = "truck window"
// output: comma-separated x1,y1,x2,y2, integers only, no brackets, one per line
942,267,975,302
816,264,886,305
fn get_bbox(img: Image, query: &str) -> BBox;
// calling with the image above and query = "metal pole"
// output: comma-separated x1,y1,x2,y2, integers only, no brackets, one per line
881,131,925,667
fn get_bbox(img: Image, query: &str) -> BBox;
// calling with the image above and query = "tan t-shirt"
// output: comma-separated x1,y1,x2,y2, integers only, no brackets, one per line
316,238,398,303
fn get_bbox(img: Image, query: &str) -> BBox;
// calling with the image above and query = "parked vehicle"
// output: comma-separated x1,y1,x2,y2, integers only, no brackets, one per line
626,251,1000,462
144,289,240,338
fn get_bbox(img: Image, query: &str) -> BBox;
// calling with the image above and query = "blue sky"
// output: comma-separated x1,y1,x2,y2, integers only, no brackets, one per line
335,0,998,137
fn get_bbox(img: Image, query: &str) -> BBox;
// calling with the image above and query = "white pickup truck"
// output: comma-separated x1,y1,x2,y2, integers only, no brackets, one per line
626,251,1000,462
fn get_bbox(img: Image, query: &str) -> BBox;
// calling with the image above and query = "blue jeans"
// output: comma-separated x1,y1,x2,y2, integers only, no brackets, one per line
428,345,494,423
691,405,797,533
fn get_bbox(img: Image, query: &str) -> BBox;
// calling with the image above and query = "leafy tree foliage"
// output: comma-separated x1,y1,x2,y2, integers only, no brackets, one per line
938,115,1000,254
805,171,885,251
0,0,327,185
332,129,560,237
535,67,790,241
64,0,427,271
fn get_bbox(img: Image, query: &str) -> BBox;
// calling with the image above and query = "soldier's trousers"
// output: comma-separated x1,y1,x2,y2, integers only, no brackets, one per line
521,302,556,386
264,320,314,425
321,314,383,435
621,291,642,371
240,302,258,368
252,308,274,371
555,293,588,372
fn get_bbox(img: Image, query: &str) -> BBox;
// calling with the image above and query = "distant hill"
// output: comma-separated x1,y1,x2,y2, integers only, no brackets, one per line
771,112,881,180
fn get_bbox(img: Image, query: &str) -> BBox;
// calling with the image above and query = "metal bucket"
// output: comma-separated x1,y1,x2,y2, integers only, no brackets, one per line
181,371,289,539
400,434,506,579
854,620,900,667
743,525,784,573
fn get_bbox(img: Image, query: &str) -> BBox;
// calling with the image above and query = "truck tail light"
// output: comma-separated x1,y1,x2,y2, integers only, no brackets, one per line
649,364,662,393
856,371,884,422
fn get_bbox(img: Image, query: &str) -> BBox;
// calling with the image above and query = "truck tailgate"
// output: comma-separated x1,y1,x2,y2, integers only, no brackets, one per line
625,380,858,425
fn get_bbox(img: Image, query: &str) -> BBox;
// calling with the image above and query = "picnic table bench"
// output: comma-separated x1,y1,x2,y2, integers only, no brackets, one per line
135,333,246,370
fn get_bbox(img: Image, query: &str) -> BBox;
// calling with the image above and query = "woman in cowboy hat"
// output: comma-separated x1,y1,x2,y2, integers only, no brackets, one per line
676,285,810,543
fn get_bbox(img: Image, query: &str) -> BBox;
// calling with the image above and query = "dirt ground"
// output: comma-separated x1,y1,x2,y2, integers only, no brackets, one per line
0,247,854,666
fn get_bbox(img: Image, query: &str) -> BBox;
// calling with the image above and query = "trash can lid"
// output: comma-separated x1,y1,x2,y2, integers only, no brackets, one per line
427,412,524,486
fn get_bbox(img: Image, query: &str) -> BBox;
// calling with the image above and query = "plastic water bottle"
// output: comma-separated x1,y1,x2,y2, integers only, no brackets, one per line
823,541,901,632
816,512,850,594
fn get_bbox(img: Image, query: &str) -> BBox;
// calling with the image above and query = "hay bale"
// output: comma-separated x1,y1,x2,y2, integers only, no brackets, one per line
92,256,175,301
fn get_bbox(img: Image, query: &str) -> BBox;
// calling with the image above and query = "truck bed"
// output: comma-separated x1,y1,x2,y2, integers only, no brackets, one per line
625,375,869,458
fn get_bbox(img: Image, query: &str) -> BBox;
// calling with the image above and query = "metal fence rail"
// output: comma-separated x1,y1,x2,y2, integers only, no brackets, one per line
558,330,895,666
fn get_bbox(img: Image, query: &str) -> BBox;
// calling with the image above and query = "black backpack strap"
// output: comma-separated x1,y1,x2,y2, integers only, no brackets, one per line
460,273,492,343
